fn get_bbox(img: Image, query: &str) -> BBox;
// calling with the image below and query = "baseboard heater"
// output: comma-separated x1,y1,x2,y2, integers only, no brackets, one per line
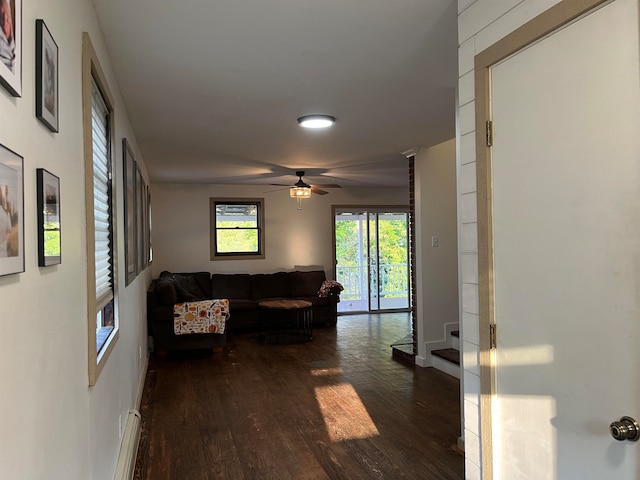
114,409,142,480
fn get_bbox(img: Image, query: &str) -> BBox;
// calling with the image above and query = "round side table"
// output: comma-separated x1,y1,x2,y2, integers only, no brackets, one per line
258,299,313,344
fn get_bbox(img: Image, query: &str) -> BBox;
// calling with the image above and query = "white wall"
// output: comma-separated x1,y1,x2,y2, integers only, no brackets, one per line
0,1,150,479
457,1,563,478
151,183,408,277
413,139,459,363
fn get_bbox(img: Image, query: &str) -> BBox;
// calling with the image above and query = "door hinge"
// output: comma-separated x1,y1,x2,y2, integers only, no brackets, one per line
486,120,493,147
489,323,497,349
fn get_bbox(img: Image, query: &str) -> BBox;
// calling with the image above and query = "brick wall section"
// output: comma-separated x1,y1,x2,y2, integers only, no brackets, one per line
408,156,417,354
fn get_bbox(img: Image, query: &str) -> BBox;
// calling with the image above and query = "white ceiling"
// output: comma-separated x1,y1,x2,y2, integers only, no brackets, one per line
92,0,458,188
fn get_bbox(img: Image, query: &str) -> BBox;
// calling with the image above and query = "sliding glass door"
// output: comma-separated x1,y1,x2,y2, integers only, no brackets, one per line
334,207,410,313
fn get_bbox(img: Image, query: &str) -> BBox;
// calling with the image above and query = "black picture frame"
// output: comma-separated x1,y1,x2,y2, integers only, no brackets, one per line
135,165,145,274
35,19,58,132
0,0,22,97
0,142,24,275
36,168,61,266
123,138,137,285
146,188,152,265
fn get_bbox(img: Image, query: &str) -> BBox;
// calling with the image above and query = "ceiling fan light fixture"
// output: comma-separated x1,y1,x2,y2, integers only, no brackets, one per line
290,186,312,198
297,115,336,129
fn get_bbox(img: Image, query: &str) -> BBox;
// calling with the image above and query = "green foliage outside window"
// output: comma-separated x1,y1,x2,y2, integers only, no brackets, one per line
211,199,264,258
216,221,258,253
335,218,407,266
335,214,408,299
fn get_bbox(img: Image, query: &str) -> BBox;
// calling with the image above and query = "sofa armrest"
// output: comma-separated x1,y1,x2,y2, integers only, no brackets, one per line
148,305,175,350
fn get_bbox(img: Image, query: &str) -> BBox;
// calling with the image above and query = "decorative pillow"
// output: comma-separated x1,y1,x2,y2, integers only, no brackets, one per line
173,274,208,302
291,270,326,297
155,278,178,306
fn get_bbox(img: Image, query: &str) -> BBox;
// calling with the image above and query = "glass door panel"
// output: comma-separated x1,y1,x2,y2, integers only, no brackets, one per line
335,208,410,313
335,212,368,313
368,212,379,311
377,212,409,310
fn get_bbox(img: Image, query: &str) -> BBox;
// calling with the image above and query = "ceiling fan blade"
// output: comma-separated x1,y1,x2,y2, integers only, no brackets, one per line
312,184,341,189
263,187,288,193
311,187,329,195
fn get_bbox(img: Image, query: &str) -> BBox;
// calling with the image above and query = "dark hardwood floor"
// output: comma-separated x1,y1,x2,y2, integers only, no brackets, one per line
134,313,464,480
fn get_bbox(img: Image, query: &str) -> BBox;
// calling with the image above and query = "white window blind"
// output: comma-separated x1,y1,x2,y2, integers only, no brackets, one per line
91,79,113,311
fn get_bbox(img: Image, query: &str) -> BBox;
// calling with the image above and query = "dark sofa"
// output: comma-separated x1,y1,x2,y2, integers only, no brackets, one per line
147,270,340,351
146,272,227,352
210,270,339,331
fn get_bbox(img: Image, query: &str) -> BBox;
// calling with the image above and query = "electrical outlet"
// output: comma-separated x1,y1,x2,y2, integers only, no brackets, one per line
139,345,142,359
431,235,439,247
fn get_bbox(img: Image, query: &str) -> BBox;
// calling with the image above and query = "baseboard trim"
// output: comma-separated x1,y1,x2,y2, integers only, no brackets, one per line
136,354,149,410
114,409,141,480
114,353,148,480
415,355,429,367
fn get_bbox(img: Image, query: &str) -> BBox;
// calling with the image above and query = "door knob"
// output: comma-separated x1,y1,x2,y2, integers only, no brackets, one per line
609,416,640,442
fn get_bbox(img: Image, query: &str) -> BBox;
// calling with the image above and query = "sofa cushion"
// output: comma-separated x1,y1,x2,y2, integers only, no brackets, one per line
159,271,210,302
250,272,291,300
173,275,208,302
290,270,326,297
176,272,211,298
155,278,178,306
211,274,252,299
228,298,259,311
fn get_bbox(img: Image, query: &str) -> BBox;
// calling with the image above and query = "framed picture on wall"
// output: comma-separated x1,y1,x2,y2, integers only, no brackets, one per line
135,164,145,274
35,19,58,132
36,168,61,266
0,0,22,97
146,188,152,265
123,138,137,285
0,143,24,275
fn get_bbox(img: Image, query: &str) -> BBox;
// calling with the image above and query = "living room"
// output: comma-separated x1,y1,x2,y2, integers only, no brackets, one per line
4,0,629,479
0,0,462,476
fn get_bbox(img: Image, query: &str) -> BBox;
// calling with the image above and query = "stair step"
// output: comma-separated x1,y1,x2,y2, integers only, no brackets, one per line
392,345,415,367
431,348,460,366
391,337,415,368
451,330,460,350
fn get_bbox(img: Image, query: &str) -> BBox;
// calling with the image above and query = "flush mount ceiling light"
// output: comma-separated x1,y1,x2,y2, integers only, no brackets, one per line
297,115,336,129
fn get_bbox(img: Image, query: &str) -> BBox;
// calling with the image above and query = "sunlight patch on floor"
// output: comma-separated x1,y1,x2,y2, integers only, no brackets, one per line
311,367,343,377
314,383,379,442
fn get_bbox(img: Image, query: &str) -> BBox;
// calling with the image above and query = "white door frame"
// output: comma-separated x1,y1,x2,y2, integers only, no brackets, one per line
473,1,618,478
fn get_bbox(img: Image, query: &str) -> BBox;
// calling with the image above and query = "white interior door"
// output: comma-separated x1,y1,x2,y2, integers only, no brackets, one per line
489,0,640,478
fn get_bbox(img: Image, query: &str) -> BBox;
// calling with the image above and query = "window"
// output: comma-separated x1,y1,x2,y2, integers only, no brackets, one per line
83,33,118,385
92,79,115,351
210,198,264,260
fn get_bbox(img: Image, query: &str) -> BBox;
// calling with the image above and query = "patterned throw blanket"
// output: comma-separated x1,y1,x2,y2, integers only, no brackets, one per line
173,299,230,335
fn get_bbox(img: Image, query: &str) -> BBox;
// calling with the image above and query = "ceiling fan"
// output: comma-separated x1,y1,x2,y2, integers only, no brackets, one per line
270,171,341,196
